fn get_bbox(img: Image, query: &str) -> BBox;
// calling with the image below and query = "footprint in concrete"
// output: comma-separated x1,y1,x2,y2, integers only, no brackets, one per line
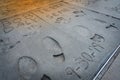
53,53,65,63
41,74,51,80
43,37,65,63
18,56,38,80
73,25,93,38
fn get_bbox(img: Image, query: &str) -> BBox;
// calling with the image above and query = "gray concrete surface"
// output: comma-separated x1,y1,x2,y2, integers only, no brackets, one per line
102,53,120,80
0,0,120,80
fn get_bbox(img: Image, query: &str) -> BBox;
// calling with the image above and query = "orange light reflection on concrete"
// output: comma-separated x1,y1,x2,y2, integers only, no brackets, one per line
0,0,61,20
